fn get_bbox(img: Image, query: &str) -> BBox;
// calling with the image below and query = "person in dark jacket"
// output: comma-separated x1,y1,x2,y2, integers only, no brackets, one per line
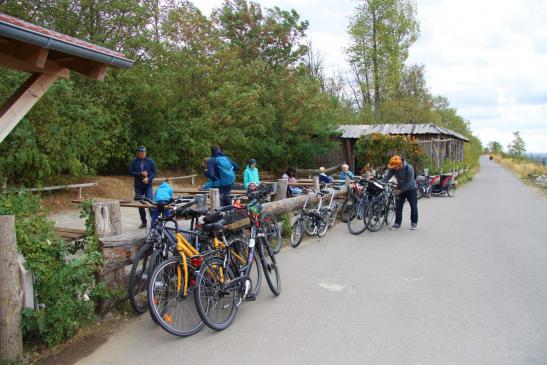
205,146,239,207
382,155,418,230
128,146,157,228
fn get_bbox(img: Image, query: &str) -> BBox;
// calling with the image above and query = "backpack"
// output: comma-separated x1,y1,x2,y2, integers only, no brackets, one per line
214,156,236,187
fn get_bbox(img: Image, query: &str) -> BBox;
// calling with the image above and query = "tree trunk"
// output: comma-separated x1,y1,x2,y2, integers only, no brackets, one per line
276,179,288,201
372,9,381,122
93,201,122,238
0,215,23,364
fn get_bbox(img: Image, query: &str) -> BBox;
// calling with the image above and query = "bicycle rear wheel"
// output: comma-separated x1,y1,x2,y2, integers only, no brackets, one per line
347,202,367,235
304,214,317,236
258,238,281,296
147,256,204,337
194,258,240,331
261,212,282,254
128,243,152,314
290,219,305,248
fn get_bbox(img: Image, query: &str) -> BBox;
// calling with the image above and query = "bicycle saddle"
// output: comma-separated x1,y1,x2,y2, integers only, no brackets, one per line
203,220,226,232
203,212,224,224
186,207,209,217
320,189,330,194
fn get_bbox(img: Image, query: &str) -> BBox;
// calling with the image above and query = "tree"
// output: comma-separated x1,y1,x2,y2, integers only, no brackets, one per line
507,131,526,158
347,0,419,120
487,141,503,154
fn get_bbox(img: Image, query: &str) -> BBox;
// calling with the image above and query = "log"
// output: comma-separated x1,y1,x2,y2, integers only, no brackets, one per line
0,215,23,364
276,179,288,201
209,188,220,212
93,201,122,238
263,187,347,216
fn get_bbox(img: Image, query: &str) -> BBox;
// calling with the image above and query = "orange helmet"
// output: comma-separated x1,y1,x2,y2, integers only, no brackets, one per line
387,155,402,169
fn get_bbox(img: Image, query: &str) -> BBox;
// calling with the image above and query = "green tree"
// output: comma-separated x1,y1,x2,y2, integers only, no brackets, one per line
347,0,419,120
507,131,526,158
487,141,503,154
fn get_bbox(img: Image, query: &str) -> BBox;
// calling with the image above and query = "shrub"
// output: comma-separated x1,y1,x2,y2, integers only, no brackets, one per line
0,193,105,347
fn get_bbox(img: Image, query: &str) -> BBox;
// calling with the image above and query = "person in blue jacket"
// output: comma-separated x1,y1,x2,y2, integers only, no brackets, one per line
205,146,239,207
243,159,260,190
150,179,174,229
338,164,355,185
128,146,157,228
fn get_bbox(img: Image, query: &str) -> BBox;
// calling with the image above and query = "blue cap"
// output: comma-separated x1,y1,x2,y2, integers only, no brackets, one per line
249,158,257,165
138,146,147,152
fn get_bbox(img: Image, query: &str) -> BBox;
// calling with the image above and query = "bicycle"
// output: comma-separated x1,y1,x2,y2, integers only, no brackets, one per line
193,186,281,331
128,196,202,314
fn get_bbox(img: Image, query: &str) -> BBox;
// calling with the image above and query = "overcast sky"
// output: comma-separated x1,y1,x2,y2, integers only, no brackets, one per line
195,0,547,153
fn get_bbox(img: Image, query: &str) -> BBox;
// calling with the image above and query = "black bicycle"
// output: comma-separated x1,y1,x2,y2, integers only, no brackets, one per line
193,186,281,331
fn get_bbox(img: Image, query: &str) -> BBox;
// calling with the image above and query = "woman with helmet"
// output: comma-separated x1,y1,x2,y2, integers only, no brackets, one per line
382,155,418,230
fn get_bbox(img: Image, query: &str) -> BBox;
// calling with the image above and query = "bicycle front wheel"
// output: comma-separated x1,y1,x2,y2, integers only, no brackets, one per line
340,198,353,223
147,257,204,337
194,258,240,331
317,211,329,237
384,196,395,226
128,243,153,314
258,238,281,296
261,212,282,254
366,200,385,232
347,202,367,235
447,183,456,197
290,219,305,248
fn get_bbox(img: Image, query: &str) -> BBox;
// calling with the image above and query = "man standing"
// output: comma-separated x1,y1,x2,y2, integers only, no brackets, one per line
129,146,157,228
382,155,418,230
205,146,239,207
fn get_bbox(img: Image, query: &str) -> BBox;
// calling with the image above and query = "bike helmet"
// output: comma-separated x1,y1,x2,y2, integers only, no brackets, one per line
387,155,402,169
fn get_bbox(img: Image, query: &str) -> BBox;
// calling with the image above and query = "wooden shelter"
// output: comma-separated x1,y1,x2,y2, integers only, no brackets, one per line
337,124,469,171
0,12,134,144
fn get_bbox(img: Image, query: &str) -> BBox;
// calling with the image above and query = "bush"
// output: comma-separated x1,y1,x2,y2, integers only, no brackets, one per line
0,193,105,347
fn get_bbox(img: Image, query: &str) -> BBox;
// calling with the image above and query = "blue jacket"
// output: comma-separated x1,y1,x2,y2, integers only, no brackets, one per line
154,181,173,203
319,173,333,184
205,151,239,188
243,165,260,189
129,157,157,189
339,171,354,184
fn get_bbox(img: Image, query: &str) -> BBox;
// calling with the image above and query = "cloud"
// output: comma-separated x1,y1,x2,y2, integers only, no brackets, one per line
194,0,547,152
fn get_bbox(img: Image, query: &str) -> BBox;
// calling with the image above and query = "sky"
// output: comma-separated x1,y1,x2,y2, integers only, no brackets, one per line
194,0,547,153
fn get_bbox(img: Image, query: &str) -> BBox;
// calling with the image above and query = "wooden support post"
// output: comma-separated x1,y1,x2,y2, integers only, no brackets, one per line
0,215,23,364
191,176,195,187
92,201,122,238
276,179,288,201
209,188,220,212
313,175,320,191
0,72,60,144
345,175,351,190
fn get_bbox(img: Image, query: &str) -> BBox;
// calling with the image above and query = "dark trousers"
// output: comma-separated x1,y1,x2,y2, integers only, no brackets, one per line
219,186,233,208
135,184,153,223
395,188,418,225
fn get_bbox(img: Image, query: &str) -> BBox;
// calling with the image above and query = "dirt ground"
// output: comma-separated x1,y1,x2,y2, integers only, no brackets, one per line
40,171,210,213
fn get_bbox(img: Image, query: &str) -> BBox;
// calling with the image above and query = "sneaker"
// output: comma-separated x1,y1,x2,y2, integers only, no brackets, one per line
139,222,147,229
410,223,417,230
390,224,401,230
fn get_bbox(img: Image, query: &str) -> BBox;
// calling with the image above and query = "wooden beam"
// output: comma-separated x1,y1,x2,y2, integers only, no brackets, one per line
0,53,69,79
57,58,109,81
0,73,60,144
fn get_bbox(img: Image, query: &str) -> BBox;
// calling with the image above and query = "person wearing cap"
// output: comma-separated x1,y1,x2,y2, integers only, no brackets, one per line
243,158,260,190
382,155,418,230
205,145,239,207
128,146,157,228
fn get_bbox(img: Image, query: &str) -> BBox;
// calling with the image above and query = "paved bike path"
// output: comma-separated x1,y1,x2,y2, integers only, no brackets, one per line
75,156,547,365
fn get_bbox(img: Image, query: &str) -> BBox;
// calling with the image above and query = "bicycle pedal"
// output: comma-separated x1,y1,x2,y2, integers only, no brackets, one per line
245,293,256,301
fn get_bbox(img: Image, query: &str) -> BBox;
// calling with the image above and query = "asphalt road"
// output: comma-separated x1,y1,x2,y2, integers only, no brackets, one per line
75,156,547,365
